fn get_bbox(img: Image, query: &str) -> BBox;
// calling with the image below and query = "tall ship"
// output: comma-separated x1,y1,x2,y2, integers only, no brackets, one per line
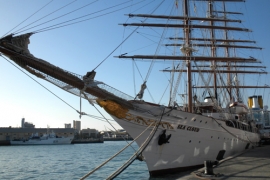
0,0,269,177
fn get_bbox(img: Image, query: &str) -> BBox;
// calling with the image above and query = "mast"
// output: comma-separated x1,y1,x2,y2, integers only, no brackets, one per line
117,0,265,108
223,2,232,100
209,1,218,102
183,0,193,113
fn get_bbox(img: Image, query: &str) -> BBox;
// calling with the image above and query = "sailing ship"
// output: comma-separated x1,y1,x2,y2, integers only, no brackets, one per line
0,0,269,177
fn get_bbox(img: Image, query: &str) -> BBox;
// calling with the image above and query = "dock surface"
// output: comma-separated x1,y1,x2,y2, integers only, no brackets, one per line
174,145,270,180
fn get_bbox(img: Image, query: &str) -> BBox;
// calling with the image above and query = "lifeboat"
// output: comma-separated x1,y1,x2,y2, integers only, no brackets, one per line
229,102,248,114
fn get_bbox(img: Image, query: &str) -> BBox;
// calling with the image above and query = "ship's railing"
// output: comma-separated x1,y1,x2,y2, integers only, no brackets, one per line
31,69,97,100
29,67,134,102
96,83,134,101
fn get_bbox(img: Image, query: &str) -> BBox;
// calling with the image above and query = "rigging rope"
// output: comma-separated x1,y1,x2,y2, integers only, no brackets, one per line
0,53,78,112
132,60,137,97
106,107,166,180
0,54,119,126
1,53,136,154
91,0,148,71
30,0,143,35
13,0,80,35
144,1,167,82
1,0,54,38
76,90,138,151
9,0,150,36
132,59,156,103
193,59,222,112
80,121,155,180
158,81,170,105
125,0,165,102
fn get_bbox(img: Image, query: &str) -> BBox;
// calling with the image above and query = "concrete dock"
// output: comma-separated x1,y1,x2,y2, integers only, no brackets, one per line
172,145,270,180
204,145,270,179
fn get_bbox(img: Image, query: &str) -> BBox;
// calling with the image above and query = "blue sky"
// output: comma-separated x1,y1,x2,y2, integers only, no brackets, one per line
0,0,269,131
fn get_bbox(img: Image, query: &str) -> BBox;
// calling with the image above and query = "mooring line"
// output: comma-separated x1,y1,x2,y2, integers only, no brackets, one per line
106,107,166,180
80,121,155,180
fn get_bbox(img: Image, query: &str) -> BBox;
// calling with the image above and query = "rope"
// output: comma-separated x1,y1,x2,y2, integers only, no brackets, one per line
91,0,150,71
106,107,166,180
1,50,146,151
80,121,155,180
30,0,143,35
77,90,136,148
132,60,155,103
193,59,222,112
144,0,168,82
0,54,120,127
0,54,78,112
1,0,54,38
13,0,80,35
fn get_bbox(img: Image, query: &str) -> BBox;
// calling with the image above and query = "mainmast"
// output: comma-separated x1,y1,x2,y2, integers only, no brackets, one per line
209,1,218,101
223,2,232,100
183,0,193,113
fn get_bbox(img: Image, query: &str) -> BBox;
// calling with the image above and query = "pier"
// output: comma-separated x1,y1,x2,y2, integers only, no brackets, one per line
178,145,270,180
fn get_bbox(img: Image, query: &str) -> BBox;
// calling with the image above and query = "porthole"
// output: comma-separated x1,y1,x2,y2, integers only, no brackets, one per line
189,140,191,143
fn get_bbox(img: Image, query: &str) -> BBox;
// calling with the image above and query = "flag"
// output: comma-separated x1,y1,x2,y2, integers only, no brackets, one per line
175,0,178,9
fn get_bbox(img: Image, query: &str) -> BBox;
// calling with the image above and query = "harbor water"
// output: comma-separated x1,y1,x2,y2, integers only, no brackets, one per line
0,141,195,180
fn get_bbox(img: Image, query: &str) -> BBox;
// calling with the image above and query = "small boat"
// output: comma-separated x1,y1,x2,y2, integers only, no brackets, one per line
10,131,73,145
229,102,248,114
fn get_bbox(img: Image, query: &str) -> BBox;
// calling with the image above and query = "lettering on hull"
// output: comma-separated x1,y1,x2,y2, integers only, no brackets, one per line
177,124,200,132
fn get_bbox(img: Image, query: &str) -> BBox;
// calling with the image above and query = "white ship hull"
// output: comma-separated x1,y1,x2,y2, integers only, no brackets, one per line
10,137,73,145
110,103,260,176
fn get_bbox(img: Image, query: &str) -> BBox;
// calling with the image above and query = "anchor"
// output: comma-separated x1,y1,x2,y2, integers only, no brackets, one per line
158,129,171,145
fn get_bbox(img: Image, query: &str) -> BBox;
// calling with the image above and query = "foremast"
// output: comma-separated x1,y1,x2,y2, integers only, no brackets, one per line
208,1,218,102
183,0,193,113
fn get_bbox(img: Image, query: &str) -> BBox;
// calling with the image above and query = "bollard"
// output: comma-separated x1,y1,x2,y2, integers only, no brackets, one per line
204,160,218,175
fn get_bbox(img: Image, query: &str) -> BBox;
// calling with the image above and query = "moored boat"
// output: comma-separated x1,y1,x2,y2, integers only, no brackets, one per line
10,131,73,145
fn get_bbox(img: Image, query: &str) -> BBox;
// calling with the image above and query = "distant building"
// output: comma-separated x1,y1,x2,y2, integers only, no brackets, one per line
21,118,35,128
73,120,81,132
65,123,71,128
102,130,131,140
0,118,74,142
0,128,74,141
21,118,25,128
24,122,35,128
81,128,99,138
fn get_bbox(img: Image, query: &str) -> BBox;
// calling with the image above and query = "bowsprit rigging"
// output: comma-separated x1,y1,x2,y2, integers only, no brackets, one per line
2,0,144,36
